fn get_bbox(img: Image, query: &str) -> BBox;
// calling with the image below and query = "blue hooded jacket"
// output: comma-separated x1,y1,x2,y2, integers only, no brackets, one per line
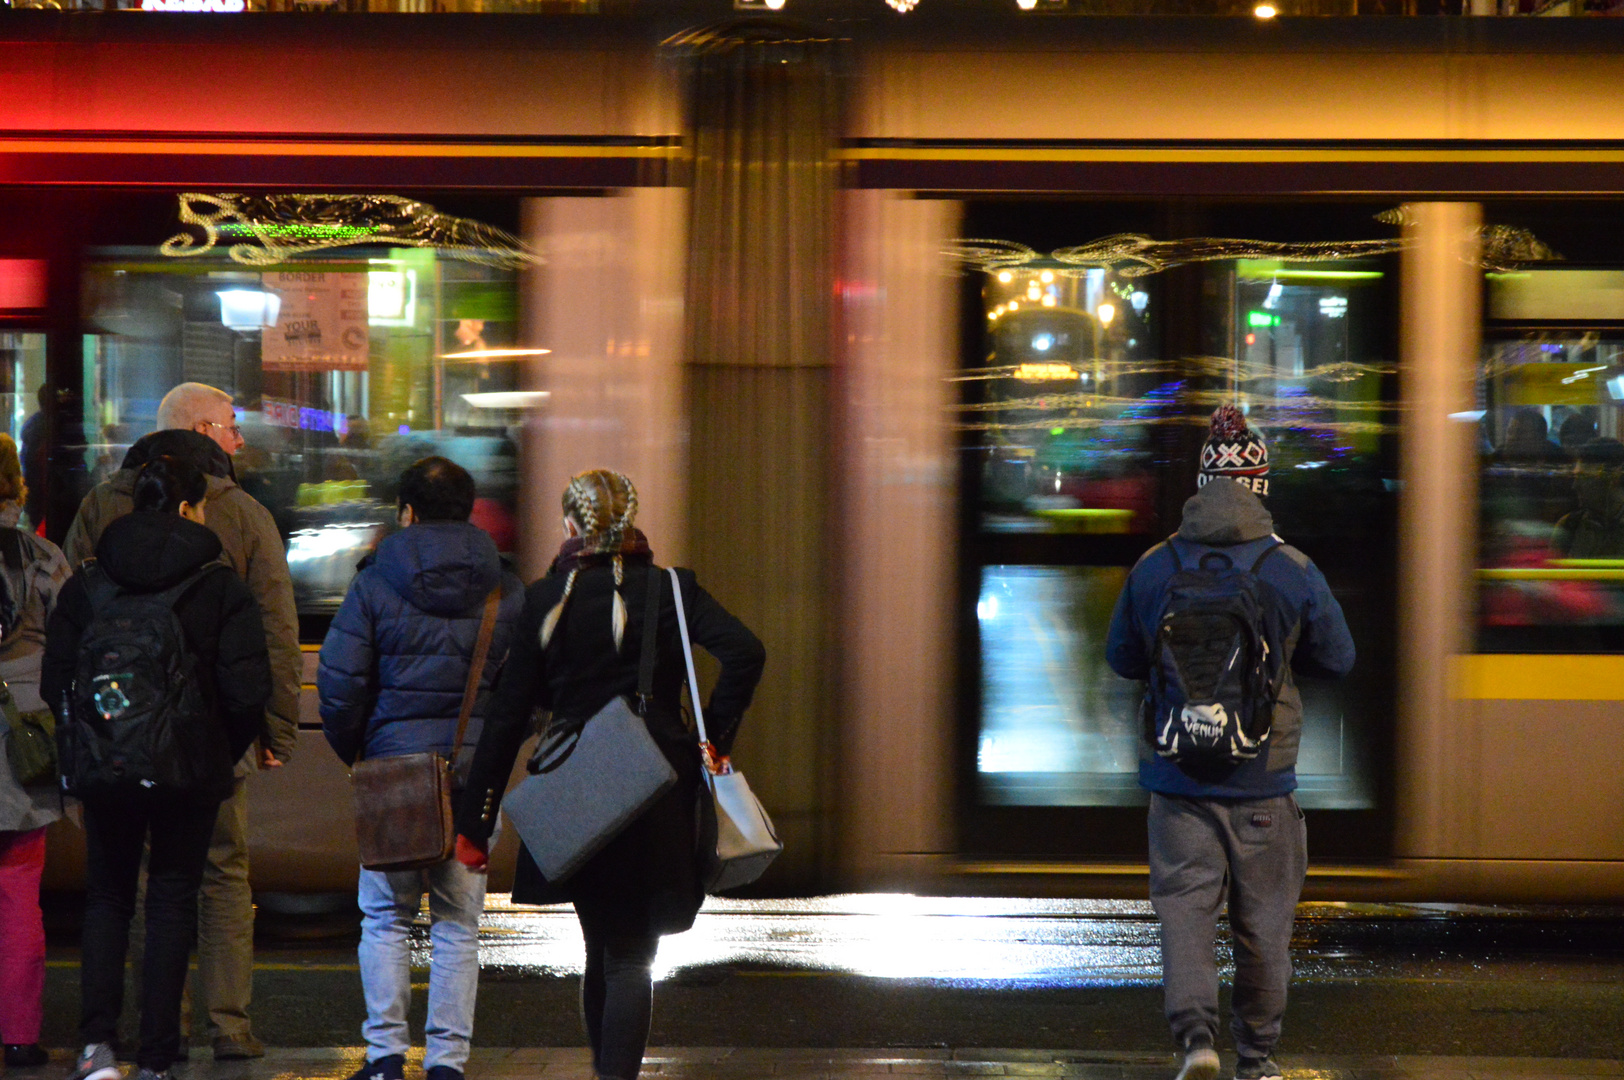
1105,479,1356,799
318,520,524,778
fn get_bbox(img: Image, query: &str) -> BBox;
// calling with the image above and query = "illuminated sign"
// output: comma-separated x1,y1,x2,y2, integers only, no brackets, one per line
1247,311,1281,328
0,260,46,310
142,0,247,11
1014,362,1077,381
263,396,349,435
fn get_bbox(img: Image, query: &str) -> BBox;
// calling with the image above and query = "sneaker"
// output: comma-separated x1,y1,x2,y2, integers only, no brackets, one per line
345,1055,405,1080
1174,1039,1220,1080
6,1044,51,1069
1235,1057,1284,1080
213,1034,265,1061
67,1044,121,1080
425,1068,465,1080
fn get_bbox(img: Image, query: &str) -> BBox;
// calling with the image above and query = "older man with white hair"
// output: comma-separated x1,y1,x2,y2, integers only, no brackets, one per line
64,382,298,1062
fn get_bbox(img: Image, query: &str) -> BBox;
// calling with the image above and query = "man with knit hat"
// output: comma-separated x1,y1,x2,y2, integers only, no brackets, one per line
1106,405,1355,1080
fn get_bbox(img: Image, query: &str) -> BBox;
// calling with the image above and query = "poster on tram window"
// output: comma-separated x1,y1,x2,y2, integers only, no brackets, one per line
262,271,370,373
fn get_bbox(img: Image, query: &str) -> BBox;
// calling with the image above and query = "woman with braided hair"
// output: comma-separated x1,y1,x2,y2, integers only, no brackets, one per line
456,469,764,1080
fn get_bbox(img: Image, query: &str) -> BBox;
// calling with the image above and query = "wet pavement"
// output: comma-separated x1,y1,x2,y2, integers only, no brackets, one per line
34,895,1624,1067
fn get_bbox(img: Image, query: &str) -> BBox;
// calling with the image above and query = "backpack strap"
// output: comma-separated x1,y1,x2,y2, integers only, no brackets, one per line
1249,540,1284,574
1165,534,1184,571
149,560,233,612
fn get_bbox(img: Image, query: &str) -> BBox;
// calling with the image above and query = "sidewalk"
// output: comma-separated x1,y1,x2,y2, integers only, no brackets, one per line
18,1048,1620,1080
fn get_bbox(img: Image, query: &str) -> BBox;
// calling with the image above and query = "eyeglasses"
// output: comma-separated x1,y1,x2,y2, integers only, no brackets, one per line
200,420,243,438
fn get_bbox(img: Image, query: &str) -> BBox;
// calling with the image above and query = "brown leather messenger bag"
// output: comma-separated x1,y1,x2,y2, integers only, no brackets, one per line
350,587,500,872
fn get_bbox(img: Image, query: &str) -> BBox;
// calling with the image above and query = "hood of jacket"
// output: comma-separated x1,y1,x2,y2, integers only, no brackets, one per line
374,521,501,616
1176,477,1275,546
94,510,225,592
119,429,235,482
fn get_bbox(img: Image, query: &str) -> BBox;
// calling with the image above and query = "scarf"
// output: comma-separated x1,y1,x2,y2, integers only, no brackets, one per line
550,527,654,576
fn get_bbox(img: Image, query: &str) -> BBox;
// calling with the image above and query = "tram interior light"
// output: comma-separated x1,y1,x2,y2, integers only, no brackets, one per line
1609,376,1624,402
1130,290,1149,313
368,269,417,327
1097,302,1115,326
1254,2,1278,15
217,289,280,330
1264,281,1284,308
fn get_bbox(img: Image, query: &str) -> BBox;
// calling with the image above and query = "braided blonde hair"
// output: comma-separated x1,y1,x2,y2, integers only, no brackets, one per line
539,469,639,651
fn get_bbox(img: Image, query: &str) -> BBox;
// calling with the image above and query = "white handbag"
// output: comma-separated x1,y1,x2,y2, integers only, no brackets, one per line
669,567,783,891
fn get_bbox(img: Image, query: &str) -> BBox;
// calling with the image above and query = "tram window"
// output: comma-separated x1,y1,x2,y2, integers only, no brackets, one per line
961,202,1397,832
975,268,1161,537
75,226,523,620
0,334,49,531
1478,269,1624,651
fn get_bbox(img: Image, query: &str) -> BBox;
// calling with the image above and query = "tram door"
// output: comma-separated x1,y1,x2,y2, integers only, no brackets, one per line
959,202,1398,862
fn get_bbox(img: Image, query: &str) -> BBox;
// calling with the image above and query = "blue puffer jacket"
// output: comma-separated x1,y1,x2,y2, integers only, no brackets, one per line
1106,479,1356,799
318,521,524,778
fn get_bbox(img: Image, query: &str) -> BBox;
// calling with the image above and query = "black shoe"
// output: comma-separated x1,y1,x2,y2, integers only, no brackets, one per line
345,1055,405,1080
5,1045,50,1069
425,1068,464,1080
1235,1056,1283,1080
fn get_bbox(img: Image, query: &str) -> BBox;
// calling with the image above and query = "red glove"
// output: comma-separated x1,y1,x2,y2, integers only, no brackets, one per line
454,834,488,872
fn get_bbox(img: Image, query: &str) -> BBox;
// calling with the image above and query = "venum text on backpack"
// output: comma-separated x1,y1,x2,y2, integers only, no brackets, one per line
1145,539,1291,768
57,561,234,796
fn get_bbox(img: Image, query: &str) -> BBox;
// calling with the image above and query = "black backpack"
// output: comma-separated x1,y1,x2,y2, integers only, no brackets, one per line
1145,538,1289,767
57,561,233,796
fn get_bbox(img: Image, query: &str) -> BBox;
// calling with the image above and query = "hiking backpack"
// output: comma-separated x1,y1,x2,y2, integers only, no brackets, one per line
1145,538,1289,766
57,561,233,796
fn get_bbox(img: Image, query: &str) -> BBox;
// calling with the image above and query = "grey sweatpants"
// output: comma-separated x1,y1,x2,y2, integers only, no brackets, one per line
1147,791,1306,1059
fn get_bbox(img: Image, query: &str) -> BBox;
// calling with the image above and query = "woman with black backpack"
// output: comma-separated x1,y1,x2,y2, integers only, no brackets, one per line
43,454,272,1080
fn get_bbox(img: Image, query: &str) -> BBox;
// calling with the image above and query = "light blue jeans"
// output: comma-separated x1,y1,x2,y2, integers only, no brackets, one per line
356,857,487,1071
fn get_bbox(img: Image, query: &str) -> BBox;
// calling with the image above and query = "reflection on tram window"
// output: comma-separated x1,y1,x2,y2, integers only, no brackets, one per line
1478,269,1624,651
976,565,1375,810
76,222,526,618
966,230,1394,815
0,334,49,531
974,267,1160,535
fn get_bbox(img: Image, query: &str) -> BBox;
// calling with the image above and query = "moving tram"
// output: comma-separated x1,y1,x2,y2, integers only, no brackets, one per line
6,6,1624,903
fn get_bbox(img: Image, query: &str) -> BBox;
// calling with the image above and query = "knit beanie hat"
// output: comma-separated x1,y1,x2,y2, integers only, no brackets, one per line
1198,404,1270,497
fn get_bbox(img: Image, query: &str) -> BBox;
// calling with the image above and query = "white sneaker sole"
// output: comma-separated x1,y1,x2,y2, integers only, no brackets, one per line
77,1066,123,1080
1175,1047,1220,1080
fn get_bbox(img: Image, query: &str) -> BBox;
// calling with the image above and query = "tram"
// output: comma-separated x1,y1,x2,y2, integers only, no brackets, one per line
6,5,1624,903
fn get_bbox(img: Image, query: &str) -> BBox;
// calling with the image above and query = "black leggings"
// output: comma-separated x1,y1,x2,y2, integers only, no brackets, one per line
580,930,660,1080
79,792,219,1072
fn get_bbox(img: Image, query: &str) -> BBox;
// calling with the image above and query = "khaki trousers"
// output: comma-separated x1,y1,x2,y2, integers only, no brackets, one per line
194,774,254,1040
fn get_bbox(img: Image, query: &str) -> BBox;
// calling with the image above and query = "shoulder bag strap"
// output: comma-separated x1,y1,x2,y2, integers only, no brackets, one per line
636,564,661,710
1165,534,1184,571
449,587,502,760
668,567,709,747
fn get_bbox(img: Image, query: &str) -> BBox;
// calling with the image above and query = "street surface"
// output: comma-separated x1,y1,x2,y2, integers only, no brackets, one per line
33,895,1624,1061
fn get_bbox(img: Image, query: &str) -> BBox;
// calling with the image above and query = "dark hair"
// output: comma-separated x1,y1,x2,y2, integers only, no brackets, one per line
133,454,208,514
397,456,475,522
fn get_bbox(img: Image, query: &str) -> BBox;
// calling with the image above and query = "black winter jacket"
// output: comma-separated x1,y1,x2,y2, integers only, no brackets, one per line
456,556,764,933
43,511,273,799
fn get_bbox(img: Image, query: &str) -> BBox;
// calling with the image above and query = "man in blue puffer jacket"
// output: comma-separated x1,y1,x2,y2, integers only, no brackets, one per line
1106,407,1354,1080
318,456,523,1080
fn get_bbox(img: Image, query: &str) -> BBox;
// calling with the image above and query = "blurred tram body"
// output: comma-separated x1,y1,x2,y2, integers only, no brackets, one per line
8,8,1624,904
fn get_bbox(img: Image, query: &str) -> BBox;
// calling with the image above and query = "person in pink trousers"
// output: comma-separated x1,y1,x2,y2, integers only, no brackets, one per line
0,432,71,1067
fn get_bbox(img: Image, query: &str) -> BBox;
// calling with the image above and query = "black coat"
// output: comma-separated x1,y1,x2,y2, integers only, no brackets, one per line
42,511,272,800
457,556,765,936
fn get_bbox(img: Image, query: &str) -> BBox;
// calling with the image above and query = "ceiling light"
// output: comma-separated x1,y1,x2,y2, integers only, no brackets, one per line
1254,2,1278,15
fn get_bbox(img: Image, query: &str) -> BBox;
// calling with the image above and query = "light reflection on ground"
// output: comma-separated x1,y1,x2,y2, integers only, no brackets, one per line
464,894,1165,987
